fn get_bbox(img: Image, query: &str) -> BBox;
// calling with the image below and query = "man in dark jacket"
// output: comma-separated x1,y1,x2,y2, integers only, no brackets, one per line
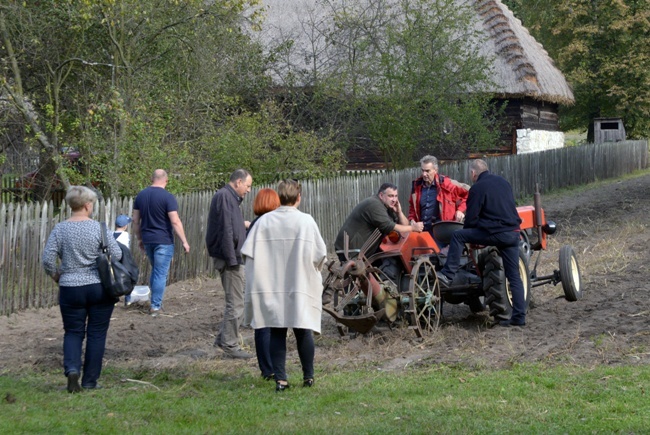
206,169,253,358
437,159,526,327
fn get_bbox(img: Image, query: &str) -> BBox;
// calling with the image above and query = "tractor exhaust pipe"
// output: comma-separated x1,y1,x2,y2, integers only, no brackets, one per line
532,183,543,250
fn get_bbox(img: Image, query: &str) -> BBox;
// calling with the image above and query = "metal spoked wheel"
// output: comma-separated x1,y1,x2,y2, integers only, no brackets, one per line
330,269,374,336
407,257,442,338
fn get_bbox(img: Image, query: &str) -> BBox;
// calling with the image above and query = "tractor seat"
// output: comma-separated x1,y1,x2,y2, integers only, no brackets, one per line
431,221,463,245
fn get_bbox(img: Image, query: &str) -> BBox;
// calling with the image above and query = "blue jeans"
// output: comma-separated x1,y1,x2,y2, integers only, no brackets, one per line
59,283,115,388
440,229,526,324
271,328,314,382
255,328,273,378
144,244,174,310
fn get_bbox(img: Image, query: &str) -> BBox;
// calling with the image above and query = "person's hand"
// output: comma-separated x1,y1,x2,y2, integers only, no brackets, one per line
138,239,145,251
182,241,190,253
244,220,251,229
410,221,424,232
455,211,465,222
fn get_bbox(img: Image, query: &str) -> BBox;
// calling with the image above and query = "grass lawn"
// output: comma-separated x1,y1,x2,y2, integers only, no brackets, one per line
1,363,648,434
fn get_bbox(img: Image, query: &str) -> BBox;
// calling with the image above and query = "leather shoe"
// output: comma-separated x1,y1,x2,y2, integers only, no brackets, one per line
303,379,314,388
276,381,290,392
436,271,452,287
82,384,103,390
497,320,526,327
67,371,81,394
224,348,253,359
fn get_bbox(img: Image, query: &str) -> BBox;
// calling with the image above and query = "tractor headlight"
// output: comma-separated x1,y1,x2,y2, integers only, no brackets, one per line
543,221,557,235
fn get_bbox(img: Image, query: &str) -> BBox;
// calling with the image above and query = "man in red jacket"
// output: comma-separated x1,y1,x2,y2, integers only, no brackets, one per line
408,155,469,246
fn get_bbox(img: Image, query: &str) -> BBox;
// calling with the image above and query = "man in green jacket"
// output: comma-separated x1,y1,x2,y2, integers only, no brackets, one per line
334,182,423,260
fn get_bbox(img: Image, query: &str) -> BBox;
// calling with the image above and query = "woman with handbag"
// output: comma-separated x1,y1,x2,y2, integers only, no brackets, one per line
42,186,122,393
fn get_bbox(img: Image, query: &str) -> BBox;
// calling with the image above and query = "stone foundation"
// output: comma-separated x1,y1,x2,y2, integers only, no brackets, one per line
516,129,565,154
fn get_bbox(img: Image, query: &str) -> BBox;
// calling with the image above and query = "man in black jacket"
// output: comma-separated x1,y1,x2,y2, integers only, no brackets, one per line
206,169,254,358
437,159,526,327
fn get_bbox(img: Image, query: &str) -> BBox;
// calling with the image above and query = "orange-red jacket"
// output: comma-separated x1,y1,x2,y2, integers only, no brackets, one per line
408,174,469,223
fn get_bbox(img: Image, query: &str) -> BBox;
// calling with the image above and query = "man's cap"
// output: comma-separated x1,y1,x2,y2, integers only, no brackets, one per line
115,215,133,227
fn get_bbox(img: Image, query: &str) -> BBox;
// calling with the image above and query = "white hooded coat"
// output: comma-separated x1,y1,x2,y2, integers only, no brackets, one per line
242,206,327,333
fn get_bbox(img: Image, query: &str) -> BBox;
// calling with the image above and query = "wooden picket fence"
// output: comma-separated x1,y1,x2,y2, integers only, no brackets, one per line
0,140,647,315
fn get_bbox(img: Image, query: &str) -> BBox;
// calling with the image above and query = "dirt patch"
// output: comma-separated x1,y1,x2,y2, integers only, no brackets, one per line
1,173,649,376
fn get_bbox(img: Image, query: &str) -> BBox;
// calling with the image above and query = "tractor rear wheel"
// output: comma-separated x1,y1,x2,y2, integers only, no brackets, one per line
482,248,532,321
482,248,509,321
559,245,582,301
407,257,441,338
506,250,531,313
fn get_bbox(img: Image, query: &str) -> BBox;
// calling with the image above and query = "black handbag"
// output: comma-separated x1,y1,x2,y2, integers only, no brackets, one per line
97,222,139,298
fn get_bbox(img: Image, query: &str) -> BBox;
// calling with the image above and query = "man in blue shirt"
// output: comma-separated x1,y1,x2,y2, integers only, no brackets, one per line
133,169,190,316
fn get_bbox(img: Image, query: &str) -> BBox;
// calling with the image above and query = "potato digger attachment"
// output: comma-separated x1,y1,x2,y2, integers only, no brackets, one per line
323,187,582,338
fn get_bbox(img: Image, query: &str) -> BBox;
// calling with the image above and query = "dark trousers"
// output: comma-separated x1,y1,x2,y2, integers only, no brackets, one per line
59,283,115,388
254,328,273,378
440,229,526,324
270,328,314,382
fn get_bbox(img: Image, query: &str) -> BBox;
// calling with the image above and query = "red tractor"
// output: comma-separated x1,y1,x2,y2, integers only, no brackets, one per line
323,188,582,337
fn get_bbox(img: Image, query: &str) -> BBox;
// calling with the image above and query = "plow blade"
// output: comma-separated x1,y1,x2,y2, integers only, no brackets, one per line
323,307,386,334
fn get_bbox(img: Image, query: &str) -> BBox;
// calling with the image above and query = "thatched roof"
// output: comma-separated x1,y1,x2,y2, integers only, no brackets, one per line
254,0,575,105
473,0,574,104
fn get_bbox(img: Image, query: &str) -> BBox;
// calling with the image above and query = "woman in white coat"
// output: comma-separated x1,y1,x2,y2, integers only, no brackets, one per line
242,179,327,392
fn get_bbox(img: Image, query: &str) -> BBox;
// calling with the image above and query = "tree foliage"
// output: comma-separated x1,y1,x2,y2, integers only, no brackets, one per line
503,0,650,140
264,0,504,168
1,0,344,200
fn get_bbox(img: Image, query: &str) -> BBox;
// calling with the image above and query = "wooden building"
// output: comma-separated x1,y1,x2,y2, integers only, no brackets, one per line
253,0,575,164
473,0,575,154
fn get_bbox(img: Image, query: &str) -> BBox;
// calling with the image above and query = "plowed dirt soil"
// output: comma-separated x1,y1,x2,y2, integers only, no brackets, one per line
2,173,649,378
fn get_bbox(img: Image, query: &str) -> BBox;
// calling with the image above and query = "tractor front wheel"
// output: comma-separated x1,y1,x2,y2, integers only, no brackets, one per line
559,245,582,301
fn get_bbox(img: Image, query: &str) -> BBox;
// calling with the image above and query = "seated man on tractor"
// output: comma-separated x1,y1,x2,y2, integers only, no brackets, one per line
334,182,423,261
408,155,469,247
437,159,526,327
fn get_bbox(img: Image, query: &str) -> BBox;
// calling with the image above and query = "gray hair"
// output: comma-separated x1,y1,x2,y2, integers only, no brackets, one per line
470,159,489,175
230,168,251,183
420,155,439,170
65,186,97,211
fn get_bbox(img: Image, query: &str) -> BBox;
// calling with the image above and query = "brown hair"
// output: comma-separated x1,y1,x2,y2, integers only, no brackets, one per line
253,188,281,216
277,179,301,206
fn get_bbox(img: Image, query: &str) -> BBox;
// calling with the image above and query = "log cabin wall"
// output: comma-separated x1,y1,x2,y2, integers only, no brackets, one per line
504,98,560,131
